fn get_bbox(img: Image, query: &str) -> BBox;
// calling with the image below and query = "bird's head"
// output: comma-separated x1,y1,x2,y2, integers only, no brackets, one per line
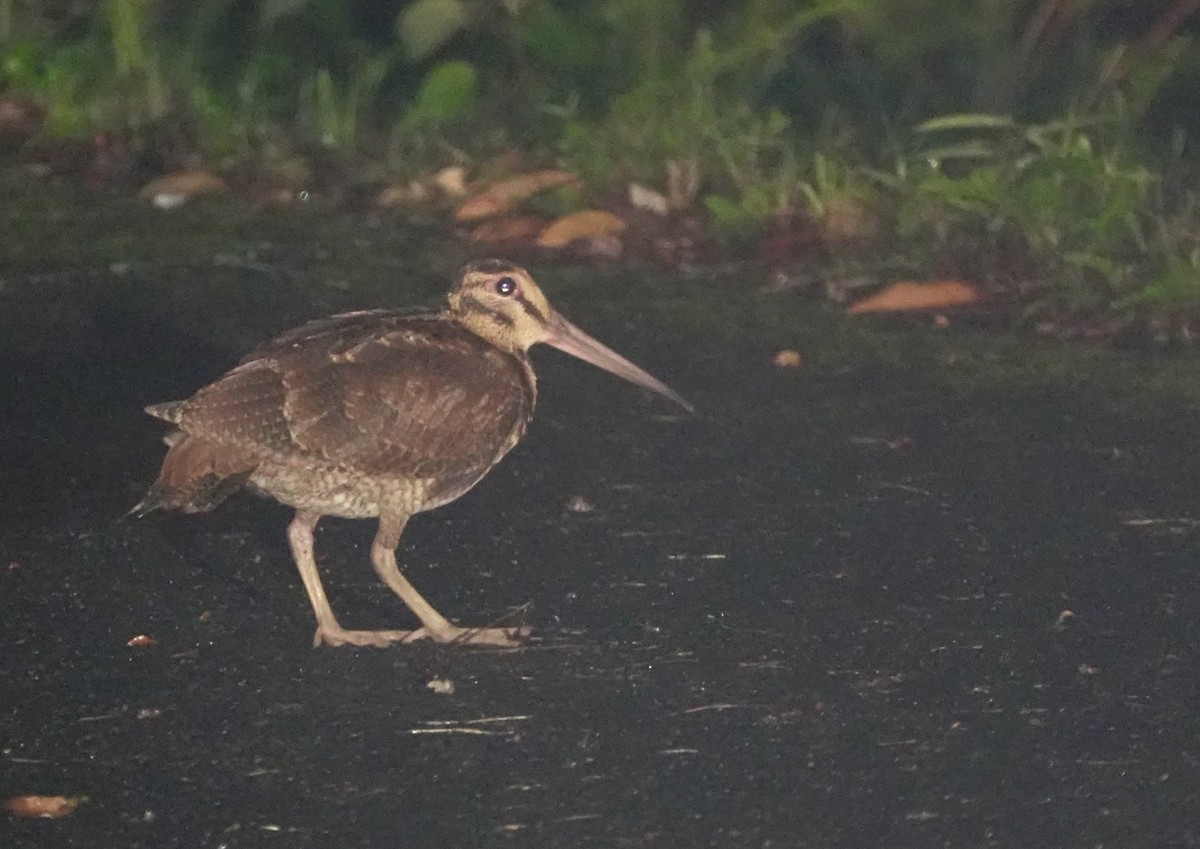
448,260,692,411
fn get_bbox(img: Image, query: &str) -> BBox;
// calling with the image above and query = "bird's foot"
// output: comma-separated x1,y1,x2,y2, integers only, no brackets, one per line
312,623,530,648
407,624,531,647
312,625,418,648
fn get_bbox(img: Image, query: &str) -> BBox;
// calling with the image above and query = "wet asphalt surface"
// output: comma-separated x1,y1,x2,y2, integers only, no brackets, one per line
3,200,1200,848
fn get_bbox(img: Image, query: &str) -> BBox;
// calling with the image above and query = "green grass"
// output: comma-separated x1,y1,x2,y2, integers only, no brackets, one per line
3,1,1200,326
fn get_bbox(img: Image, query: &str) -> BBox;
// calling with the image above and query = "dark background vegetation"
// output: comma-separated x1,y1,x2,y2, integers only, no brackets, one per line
4,7,1200,845
3,0,1200,328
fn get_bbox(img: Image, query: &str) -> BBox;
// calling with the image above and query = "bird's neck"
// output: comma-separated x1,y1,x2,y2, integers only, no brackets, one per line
447,306,539,411
451,308,526,357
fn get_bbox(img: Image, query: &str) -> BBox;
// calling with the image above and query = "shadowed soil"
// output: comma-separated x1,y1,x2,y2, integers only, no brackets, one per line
2,171,1198,848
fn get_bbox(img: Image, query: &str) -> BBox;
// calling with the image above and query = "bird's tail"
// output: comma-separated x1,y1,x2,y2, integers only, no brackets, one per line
130,432,255,517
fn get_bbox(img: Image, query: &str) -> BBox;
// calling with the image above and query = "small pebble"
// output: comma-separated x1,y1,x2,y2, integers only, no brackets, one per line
151,193,187,209
565,495,594,513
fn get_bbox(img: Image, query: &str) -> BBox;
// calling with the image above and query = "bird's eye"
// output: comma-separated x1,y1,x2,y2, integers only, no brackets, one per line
493,276,517,297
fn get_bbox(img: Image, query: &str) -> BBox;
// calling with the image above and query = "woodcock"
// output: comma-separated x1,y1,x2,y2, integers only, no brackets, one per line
135,260,690,648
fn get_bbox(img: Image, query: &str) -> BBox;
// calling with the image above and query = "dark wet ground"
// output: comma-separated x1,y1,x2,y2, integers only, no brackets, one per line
2,171,1200,848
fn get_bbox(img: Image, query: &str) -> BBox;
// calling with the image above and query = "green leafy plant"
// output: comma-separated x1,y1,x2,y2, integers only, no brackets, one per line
0,0,1198,331
869,109,1195,319
297,51,396,149
405,59,478,128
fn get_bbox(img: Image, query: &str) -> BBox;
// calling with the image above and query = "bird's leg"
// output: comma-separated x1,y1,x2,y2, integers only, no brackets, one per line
286,510,414,649
370,512,529,647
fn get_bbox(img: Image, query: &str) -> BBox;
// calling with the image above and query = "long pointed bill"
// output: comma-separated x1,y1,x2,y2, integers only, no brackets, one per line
544,312,693,412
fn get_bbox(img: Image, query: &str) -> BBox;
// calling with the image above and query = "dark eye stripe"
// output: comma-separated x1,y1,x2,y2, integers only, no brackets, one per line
463,282,547,327
512,293,547,324
462,289,523,325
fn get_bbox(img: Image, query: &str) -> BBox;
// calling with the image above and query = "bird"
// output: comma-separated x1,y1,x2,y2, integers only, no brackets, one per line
134,259,690,648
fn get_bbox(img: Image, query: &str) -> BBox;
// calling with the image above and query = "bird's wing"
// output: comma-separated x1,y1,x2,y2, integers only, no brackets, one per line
236,308,426,362
160,312,533,480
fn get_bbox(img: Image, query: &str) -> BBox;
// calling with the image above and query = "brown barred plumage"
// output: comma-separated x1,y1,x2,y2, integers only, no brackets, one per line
135,260,689,648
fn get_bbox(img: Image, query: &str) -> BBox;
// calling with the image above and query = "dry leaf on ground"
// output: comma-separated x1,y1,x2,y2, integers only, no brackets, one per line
537,210,627,248
469,216,546,245
138,171,228,206
772,349,804,367
432,166,468,197
374,181,430,208
454,193,513,221
485,170,577,202
454,170,578,222
847,280,980,315
5,795,84,818
629,183,669,216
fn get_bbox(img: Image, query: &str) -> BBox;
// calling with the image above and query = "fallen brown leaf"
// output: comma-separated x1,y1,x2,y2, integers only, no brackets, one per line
432,166,468,197
537,210,627,248
847,280,980,315
126,634,156,648
469,216,546,245
5,795,84,818
454,192,515,222
772,349,804,368
374,181,430,208
138,170,228,204
485,169,578,203
454,170,578,222
628,182,669,216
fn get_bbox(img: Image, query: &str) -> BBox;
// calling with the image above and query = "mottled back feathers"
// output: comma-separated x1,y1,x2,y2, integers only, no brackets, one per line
139,308,536,515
